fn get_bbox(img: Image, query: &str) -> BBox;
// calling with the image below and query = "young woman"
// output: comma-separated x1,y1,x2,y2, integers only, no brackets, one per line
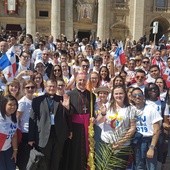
99,66,111,86
145,83,169,168
0,95,18,170
56,78,66,96
72,53,85,73
32,72,45,97
86,71,100,94
50,64,63,80
155,77,168,101
4,79,22,101
96,85,136,169
112,75,125,87
16,80,36,170
94,86,111,149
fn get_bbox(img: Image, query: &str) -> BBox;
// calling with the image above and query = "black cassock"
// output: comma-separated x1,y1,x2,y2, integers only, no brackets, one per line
61,88,95,170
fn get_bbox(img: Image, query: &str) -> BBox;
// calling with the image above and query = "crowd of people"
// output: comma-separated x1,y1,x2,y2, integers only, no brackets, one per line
0,30,170,170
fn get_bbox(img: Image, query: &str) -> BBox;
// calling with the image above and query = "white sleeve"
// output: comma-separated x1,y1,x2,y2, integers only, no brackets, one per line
164,103,169,116
17,101,25,112
151,107,163,124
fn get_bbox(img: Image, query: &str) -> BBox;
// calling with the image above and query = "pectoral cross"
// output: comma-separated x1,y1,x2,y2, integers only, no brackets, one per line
83,105,88,113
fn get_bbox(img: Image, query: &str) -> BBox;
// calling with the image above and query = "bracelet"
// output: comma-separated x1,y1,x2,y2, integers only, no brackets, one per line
13,148,18,151
149,145,155,150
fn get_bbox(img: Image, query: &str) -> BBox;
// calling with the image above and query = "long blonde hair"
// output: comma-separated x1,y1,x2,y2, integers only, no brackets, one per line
4,79,21,100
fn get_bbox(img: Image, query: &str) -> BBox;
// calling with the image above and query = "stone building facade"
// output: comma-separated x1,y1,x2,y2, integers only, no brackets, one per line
0,0,170,42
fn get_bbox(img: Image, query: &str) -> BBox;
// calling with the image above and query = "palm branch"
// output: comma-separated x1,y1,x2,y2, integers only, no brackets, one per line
95,142,132,170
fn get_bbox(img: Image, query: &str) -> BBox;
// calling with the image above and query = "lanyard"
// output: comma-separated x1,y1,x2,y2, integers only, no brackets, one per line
46,97,54,114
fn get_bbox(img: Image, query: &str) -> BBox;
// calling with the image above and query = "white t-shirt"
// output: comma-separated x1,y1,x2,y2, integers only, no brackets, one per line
0,113,17,151
146,99,169,116
100,106,135,144
135,104,163,137
18,96,32,133
32,49,43,61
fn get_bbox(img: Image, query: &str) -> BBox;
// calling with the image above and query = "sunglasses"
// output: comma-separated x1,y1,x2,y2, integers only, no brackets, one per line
142,61,149,64
132,93,143,98
82,65,89,68
136,76,145,79
25,86,35,90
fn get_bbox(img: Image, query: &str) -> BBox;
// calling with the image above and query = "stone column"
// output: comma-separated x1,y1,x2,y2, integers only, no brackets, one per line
51,0,61,41
65,0,73,41
26,0,36,37
97,0,110,42
132,0,145,40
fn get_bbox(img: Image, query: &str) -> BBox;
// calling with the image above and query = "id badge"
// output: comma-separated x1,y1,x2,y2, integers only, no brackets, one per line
50,114,55,125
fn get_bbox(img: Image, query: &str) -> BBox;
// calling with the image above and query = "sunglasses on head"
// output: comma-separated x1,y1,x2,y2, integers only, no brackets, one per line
148,87,158,92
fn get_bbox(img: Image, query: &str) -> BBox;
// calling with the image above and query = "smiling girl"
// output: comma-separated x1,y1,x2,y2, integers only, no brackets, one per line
0,95,18,170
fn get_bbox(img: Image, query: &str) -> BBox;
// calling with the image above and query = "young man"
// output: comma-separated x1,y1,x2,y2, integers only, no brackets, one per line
131,88,162,170
131,69,146,92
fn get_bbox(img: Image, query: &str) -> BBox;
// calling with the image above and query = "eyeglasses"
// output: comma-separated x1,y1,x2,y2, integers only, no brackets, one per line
132,93,143,98
54,69,61,72
22,55,30,59
43,53,49,56
142,61,149,64
136,76,145,79
82,65,89,68
25,86,35,90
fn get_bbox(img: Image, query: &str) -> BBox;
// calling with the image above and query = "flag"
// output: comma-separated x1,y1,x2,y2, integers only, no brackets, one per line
114,45,126,67
0,133,7,151
0,46,17,82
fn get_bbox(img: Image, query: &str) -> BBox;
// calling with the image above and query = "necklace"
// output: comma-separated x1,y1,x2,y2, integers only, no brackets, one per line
77,89,89,113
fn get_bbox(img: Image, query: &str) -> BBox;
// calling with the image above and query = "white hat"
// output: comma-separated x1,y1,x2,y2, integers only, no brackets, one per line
145,45,151,49
34,60,45,69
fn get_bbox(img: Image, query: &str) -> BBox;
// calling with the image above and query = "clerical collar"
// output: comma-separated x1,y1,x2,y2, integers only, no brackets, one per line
77,87,86,93
45,93,55,98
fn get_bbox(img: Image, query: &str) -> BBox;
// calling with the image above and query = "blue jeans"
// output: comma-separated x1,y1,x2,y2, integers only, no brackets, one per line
134,137,157,170
0,147,16,170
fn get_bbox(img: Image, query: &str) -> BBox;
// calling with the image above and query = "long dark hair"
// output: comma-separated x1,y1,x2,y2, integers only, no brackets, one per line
109,85,129,112
0,95,18,123
99,66,111,82
144,83,160,100
50,64,63,79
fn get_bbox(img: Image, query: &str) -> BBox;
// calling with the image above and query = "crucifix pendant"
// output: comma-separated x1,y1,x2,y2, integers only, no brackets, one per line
83,105,88,113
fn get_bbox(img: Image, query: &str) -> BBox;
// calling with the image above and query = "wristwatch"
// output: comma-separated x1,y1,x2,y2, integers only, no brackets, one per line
149,145,155,150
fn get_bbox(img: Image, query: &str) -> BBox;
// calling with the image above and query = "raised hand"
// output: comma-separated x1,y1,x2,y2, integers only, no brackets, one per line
61,94,70,110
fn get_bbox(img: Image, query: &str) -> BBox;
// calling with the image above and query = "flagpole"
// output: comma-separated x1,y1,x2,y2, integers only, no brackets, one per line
87,91,95,170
